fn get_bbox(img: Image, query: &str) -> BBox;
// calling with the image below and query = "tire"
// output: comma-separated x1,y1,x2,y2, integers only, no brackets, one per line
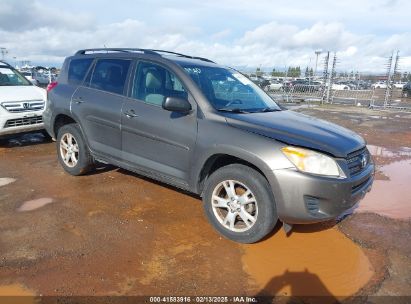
56,123,94,176
203,164,277,243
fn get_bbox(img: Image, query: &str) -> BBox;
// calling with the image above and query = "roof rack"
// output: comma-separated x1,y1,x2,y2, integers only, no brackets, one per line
149,49,216,63
75,48,159,56
74,48,216,63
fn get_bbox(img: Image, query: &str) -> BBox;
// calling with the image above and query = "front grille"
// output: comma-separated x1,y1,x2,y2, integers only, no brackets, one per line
346,147,369,176
4,116,43,128
352,176,372,193
1,100,44,113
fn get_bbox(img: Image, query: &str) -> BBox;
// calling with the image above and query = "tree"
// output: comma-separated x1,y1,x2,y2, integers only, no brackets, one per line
304,67,309,77
271,68,286,77
287,66,301,78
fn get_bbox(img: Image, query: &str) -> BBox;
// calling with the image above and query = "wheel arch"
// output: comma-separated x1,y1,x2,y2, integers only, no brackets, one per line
53,113,91,151
196,152,271,196
53,113,77,136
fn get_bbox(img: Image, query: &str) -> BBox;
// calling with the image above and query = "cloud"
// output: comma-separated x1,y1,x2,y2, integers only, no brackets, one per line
0,0,93,32
0,0,410,73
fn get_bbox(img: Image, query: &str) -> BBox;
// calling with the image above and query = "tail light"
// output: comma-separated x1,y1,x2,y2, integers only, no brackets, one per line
47,81,58,92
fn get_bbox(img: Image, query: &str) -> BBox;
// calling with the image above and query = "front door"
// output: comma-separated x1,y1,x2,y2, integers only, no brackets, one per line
121,61,197,184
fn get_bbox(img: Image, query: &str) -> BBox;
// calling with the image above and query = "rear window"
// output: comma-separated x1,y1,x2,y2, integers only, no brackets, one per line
68,58,93,85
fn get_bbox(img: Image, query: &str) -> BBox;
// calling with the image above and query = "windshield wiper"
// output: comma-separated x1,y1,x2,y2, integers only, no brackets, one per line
217,108,251,114
257,107,282,113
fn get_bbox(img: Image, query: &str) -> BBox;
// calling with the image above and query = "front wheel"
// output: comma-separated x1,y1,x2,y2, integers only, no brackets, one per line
203,164,277,243
56,123,94,176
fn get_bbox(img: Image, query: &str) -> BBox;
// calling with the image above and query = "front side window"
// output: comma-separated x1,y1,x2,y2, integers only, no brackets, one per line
0,67,31,86
131,61,187,106
180,65,281,113
90,59,131,95
68,58,93,85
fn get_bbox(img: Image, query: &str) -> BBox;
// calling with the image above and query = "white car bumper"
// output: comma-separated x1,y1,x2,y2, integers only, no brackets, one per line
0,108,44,137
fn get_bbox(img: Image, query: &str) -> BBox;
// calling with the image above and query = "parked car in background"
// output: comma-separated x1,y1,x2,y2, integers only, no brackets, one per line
20,71,39,85
402,82,411,98
285,80,322,92
393,82,407,89
43,48,374,243
265,80,283,91
332,83,350,90
33,71,53,85
0,61,47,138
372,81,387,89
251,77,270,89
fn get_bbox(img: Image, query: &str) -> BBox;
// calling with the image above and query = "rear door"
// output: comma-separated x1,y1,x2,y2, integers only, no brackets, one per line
71,58,131,159
121,60,197,184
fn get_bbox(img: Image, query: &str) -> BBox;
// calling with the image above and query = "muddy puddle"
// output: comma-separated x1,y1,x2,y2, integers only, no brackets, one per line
358,159,411,219
0,284,35,304
242,226,373,298
0,177,16,187
367,144,411,158
18,198,54,212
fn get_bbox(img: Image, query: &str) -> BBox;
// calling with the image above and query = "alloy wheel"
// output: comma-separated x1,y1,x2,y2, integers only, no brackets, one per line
59,133,79,168
211,179,258,232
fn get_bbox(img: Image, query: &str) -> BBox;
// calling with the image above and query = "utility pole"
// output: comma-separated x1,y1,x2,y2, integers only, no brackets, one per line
392,51,400,83
327,52,337,104
384,52,394,108
322,51,330,104
314,50,322,79
0,47,8,61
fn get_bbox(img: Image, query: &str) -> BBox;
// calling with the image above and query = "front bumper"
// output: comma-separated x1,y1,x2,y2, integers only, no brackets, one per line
0,111,44,137
267,163,374,224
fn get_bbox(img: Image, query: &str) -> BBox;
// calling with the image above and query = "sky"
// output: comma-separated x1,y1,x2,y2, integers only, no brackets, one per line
0,0,410,73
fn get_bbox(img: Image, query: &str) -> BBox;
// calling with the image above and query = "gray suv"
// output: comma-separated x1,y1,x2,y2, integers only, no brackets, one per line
43,48,374,243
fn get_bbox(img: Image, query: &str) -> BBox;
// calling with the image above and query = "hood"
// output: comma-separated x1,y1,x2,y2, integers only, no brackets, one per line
224,110,365,158
0,86,46,102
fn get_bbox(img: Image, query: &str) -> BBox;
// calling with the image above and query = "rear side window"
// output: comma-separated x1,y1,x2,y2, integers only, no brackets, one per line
90,59,131,95
68,58,93,85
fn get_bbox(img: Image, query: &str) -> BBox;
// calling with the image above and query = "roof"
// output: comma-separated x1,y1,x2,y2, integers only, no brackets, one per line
73,48,218,67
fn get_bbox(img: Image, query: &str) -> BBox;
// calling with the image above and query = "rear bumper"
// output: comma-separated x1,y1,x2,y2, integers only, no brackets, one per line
42,107,55,139
267,163,374,224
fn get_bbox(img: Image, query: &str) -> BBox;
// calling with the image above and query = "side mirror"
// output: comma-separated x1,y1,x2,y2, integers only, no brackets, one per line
162,96,192,113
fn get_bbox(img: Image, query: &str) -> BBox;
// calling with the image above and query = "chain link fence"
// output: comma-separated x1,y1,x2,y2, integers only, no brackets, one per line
268,85,411,111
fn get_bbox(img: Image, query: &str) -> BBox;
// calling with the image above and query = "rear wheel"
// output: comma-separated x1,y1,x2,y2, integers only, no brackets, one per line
56,123,94,175
203,164,277,243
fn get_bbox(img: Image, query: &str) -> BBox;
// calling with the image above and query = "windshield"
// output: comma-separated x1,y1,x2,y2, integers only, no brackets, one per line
181,65,281,113
0,67,31,86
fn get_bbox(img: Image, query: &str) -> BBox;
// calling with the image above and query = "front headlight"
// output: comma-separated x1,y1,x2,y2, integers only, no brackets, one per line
281,146,342,177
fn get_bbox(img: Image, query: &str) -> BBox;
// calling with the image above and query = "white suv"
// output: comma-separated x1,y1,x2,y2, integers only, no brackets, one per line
0,61,47,137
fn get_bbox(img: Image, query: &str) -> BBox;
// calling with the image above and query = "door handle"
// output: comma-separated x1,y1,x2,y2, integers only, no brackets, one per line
124,109,139,118
73,97,84,104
